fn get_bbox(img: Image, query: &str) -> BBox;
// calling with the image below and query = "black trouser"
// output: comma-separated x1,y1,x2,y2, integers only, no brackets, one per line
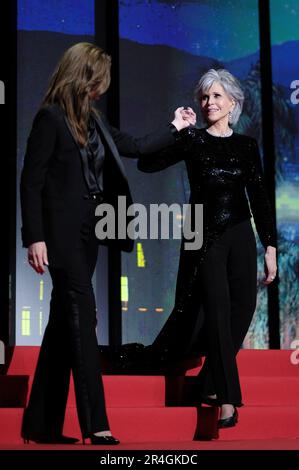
195,219,257,407
22,197,109,439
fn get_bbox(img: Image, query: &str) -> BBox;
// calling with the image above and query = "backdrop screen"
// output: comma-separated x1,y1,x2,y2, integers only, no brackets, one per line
270,0,299,348
15,0,299,348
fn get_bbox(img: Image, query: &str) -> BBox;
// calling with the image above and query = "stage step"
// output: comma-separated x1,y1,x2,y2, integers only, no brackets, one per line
2,348,299,445
187,350,298,377
22,375,167,408
172,376,299,407
8,348,298,377
1,405,298,444
241,376,299,405
0,407,198,444
217,405,299,440
0,376,29,407
68,375,166,407
21,374,299,409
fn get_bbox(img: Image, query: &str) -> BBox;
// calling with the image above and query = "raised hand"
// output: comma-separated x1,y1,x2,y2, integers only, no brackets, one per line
181,107,196,126
171,106,196,131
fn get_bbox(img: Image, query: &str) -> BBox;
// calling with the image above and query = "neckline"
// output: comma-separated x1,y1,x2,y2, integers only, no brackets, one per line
205,128,234,139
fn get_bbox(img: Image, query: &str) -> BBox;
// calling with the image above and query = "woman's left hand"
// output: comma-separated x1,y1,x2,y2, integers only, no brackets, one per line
263,246,277,285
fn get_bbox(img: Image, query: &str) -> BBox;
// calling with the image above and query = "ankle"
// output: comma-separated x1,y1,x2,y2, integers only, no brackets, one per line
220,404,234,418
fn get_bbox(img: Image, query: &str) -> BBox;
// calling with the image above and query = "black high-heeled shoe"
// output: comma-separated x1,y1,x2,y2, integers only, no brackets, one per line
22,434,79,444
82,434,120,445
217,407,238,428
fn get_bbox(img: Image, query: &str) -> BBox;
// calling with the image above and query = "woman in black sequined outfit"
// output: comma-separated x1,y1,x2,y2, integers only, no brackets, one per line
138,69,277,429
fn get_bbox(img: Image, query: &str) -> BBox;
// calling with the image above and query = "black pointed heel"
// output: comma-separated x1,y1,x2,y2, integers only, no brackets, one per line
218,407,238,428
91,434,120,445
82,434,120,445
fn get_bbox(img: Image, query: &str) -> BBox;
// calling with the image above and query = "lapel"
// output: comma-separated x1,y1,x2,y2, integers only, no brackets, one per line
91,111,128,182
63,116,90,188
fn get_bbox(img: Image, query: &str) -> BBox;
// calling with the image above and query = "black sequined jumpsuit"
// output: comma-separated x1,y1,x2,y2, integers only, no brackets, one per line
138,127,276,407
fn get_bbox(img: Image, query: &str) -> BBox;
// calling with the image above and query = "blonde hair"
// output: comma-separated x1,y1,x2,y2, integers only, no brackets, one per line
42,42,111,147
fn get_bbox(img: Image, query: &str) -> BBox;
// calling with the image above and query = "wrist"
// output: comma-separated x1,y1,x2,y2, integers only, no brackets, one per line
265,245,276,254
171,119,185,132
168,122,181,141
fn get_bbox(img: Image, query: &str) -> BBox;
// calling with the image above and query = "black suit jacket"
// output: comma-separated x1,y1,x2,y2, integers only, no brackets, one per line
20,103,176,264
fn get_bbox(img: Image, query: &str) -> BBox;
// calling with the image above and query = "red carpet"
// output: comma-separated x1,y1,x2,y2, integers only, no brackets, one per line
0,348,298,449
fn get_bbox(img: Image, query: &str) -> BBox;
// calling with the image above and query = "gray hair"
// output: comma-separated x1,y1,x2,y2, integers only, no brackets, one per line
194,69,244,126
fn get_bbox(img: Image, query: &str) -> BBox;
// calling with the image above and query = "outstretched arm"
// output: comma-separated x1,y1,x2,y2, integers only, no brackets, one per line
105,107,196,159
136,107,197,173
137,129,192,173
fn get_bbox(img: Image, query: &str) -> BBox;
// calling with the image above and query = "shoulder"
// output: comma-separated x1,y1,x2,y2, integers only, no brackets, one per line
231,132,260,156
33,103,65,127
233,132,258,147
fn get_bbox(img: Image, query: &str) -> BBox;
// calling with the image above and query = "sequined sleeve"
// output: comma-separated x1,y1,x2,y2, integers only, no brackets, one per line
246,138,277,249
137,126,195,173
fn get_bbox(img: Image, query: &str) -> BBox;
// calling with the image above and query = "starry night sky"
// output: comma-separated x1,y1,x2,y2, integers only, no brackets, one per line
119,0,260,61
18,0,94,35
17,1,299,60
119,0,299,60
270,0,299,44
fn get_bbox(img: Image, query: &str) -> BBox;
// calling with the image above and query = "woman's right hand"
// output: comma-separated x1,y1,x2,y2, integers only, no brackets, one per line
28,242,49,274
171,107,196,131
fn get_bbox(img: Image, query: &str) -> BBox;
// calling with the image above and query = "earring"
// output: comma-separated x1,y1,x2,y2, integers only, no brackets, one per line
228,111,232,123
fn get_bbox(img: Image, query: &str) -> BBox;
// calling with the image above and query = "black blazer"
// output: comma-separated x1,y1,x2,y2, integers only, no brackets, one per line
20,103,176,264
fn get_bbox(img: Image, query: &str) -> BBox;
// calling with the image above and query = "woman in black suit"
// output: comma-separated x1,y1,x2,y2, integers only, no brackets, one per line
20,42,194,445
138,69,277,429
